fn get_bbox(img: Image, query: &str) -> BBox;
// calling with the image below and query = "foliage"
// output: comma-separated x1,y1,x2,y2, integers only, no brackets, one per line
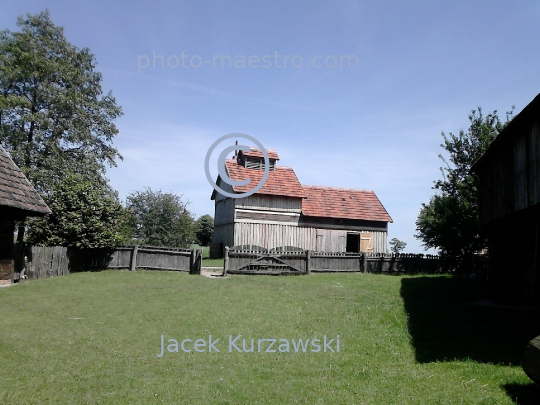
389,237,407,253
195,214,214,246
415,107,513,259
26,174,125,247
126,188,195,248
0,10,122,194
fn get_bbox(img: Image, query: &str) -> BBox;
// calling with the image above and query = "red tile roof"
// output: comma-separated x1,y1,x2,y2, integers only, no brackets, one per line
0,145,51,215
242,147,280,160
301,185,392,222
224,160,305,198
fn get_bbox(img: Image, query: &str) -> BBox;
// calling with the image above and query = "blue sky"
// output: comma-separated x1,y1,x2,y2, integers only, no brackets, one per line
2,0,540,252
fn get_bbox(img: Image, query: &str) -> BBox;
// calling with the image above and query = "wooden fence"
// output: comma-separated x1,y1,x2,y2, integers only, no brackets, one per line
13,244,202,280
223,245,470,275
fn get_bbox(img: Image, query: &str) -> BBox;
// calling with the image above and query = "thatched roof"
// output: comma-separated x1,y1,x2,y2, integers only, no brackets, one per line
0,145,51,216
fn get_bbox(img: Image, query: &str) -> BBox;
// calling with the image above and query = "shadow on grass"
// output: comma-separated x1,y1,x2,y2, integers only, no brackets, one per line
503,383,540,405
400,276,540,365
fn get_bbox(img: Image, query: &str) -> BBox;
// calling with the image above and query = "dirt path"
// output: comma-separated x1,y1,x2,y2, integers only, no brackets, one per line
200,268,227,278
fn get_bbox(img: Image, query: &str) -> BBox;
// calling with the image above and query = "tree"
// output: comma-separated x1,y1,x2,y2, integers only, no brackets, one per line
389,237,406,253
415,107,513,260
0,11,122,239
126,188,195,248
26,174,125,248
195,214,214,246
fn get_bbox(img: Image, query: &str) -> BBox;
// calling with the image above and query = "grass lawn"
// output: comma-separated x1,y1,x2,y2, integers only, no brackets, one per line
0,271,538,404
202,258,224,267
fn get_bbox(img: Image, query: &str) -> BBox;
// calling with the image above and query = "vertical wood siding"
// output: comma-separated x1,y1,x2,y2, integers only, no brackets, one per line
214,198,235,225
478,120,540,224
230,223,388,253
213,224,235,247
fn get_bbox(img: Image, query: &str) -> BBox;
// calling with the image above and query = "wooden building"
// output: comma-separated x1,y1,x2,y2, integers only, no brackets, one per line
211,148,392,256
0,145,51,285
471,92,540,303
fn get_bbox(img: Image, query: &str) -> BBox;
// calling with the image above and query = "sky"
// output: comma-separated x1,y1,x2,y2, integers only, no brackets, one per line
2,0,540,253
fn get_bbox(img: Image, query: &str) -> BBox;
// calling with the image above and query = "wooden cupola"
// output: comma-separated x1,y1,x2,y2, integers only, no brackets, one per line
235,147,280,171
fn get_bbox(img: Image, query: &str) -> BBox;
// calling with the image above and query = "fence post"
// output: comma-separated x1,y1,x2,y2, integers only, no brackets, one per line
189,249,201,275
306,250,311,274
130,245,138,271
223,246,230,276
197,249,202,274
361,252,367,273
189,250,195,274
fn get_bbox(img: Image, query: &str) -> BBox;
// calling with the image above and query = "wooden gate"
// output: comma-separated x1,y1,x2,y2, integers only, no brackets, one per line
225,246,306,275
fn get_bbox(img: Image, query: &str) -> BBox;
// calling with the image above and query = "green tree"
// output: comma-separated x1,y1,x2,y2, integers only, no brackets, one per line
26,174,125,248
415,107,513,260
0,11,122,239
389,237,406,253
195,214,214,246
126,188,195,248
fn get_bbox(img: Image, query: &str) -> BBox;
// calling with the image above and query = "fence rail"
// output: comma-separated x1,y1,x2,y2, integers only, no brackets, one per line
223,245,481,275
13,244,201,280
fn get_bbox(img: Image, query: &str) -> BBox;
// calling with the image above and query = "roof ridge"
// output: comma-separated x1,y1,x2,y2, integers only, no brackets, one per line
302,184,374,192
248,146,278,152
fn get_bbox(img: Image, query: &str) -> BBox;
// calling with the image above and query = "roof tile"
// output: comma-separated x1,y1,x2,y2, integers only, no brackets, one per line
225,160,305,198
301,185,393,222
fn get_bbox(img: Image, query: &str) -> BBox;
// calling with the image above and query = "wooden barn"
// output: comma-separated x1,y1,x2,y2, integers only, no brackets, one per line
0,145,51,285
471,92,540,303
211,148,392,257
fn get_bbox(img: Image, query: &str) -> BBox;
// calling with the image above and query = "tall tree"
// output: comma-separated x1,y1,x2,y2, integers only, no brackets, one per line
0,11,122,239
126,188,195,248
26,174,125,248
195,214,214,246
415,107,513,260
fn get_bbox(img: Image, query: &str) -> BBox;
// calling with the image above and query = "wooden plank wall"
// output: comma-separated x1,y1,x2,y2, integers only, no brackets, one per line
225,247,451,275
136,247,191,271
478,119,540,224
310,252,362,272
227,247,307,274
231,223,387,254
315,229,346,251
13,245,200,280
26,246,69,279
234,195,302,212
213,224,234,248
233,223,317,250
108,248,132,268
214,198,235,225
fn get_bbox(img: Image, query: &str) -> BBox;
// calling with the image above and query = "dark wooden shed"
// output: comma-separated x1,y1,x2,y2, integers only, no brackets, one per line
0,145,51,285
471,92,540,303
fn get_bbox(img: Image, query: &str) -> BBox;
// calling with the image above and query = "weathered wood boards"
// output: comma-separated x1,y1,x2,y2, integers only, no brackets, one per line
13,244,202,279
224,246,450,275
523,335,540,385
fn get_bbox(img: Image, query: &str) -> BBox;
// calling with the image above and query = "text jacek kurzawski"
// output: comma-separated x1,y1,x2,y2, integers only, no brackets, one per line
157,334,340,357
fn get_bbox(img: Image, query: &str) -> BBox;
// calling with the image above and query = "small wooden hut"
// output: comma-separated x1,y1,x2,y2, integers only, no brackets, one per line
211,147,392,257
0,145,51,285
471,92,540,303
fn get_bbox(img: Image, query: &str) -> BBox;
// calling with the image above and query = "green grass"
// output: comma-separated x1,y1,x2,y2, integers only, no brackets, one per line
191,244,210,259
202,258,224,267
0,272,538,404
